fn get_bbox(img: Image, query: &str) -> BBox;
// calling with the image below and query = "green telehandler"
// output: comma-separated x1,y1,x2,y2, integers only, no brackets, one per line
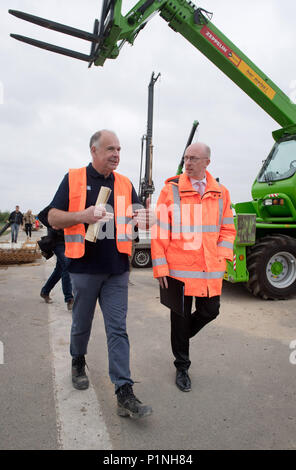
9,0,296,299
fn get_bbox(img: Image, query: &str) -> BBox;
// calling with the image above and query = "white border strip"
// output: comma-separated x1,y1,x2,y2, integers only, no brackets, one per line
46,262,112,450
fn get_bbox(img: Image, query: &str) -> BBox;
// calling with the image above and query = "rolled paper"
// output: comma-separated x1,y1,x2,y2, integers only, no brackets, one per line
85,186,112,242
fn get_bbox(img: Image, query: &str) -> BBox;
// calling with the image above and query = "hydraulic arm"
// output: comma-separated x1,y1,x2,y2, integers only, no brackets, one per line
9,0,296,133
138,71,160,206
177,120,199,175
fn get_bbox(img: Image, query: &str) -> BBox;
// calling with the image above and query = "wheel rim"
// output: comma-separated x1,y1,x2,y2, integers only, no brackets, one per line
135,251,149,266
266,251,296,288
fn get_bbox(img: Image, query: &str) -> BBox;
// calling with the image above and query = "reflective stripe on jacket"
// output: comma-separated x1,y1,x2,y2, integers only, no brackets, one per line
151,171,236,297
64,167,133,258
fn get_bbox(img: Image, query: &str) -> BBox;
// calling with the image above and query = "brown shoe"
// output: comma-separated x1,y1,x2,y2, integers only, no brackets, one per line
67,299,74,311
40,292,53,304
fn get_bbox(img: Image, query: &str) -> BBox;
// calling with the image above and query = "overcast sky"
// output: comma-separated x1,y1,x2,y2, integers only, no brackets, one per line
1,0,296,214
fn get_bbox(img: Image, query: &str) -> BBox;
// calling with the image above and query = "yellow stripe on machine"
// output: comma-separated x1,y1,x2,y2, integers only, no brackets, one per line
238,61,276,100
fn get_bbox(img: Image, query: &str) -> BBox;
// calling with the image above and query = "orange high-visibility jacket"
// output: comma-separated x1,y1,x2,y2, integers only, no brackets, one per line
151,171,236,297
64,167,133,258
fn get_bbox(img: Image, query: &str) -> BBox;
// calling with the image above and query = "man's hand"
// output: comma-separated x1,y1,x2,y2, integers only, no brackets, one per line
93,204,114,224
83,204,114,225
158,276,168,289
133,197,156,230
48,206,114,230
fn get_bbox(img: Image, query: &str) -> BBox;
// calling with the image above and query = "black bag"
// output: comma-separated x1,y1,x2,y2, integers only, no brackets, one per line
37,206,64,259
37,235,56,260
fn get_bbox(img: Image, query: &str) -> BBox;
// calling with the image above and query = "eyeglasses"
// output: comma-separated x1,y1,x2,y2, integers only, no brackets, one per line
184,156,208,163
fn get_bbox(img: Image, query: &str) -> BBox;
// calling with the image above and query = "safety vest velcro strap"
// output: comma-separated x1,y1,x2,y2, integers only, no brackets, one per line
218,198,223,225
117,233,132,242
152,257,167,267
170,224,220,234
64,234,84,244
116,216,133,224
171,185,181,226
222,217,234,224
202,225,220,233
169,269,225,279
217,240,233,249
172,225,199,234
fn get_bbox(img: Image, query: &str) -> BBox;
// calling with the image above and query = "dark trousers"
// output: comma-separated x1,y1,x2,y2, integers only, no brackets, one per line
70,271,133,391
25,223,32,237
170,295,220,371
41,243,73,303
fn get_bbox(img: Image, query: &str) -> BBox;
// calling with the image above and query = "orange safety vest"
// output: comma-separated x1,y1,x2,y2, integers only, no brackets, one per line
64,167,133,258
151,171,236,297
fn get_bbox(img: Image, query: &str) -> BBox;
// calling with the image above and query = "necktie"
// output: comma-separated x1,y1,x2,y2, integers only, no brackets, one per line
195,182,204,196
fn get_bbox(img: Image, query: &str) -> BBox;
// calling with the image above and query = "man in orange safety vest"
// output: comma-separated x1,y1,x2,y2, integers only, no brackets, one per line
151,142,236,392
48,129,153,418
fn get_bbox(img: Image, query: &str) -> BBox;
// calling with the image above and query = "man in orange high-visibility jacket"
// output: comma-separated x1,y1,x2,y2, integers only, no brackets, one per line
48,129,153,419
151,142,236,392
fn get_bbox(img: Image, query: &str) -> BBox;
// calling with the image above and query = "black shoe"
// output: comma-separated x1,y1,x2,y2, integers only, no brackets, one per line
176,369,191,392
72,356,89,390
116,383,153,419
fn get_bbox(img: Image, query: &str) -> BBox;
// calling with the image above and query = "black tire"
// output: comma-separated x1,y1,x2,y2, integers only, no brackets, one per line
246,234,296,300
131,249,152,268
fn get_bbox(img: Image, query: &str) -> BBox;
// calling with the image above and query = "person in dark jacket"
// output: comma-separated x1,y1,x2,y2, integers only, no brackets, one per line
8,205,23,243
38,207,74,311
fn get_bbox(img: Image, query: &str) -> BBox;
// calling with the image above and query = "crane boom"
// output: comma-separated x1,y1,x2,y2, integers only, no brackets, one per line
177,120,199,175
9,1,296,132
94,0,296,130
139,72,160,206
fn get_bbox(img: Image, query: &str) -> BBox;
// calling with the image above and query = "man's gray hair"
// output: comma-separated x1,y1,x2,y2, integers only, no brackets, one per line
89,129,116,149
204,144,211,159
89,131,102,149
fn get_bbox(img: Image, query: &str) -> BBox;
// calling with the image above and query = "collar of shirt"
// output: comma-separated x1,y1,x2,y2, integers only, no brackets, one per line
88,162,114,181
190,176,207,189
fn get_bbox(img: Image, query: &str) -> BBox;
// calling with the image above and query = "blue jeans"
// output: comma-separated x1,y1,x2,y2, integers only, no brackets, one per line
41,244,73,303
11,223,20,242
70,271,133,391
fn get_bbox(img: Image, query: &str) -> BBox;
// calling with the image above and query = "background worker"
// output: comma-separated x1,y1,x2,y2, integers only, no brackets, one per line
8,205,23,243
38,206,74,312
151,142,236,392
47,129,153,419
23,209,34,239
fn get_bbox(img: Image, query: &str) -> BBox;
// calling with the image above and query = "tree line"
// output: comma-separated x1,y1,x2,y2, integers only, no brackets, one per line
0,211,10,224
